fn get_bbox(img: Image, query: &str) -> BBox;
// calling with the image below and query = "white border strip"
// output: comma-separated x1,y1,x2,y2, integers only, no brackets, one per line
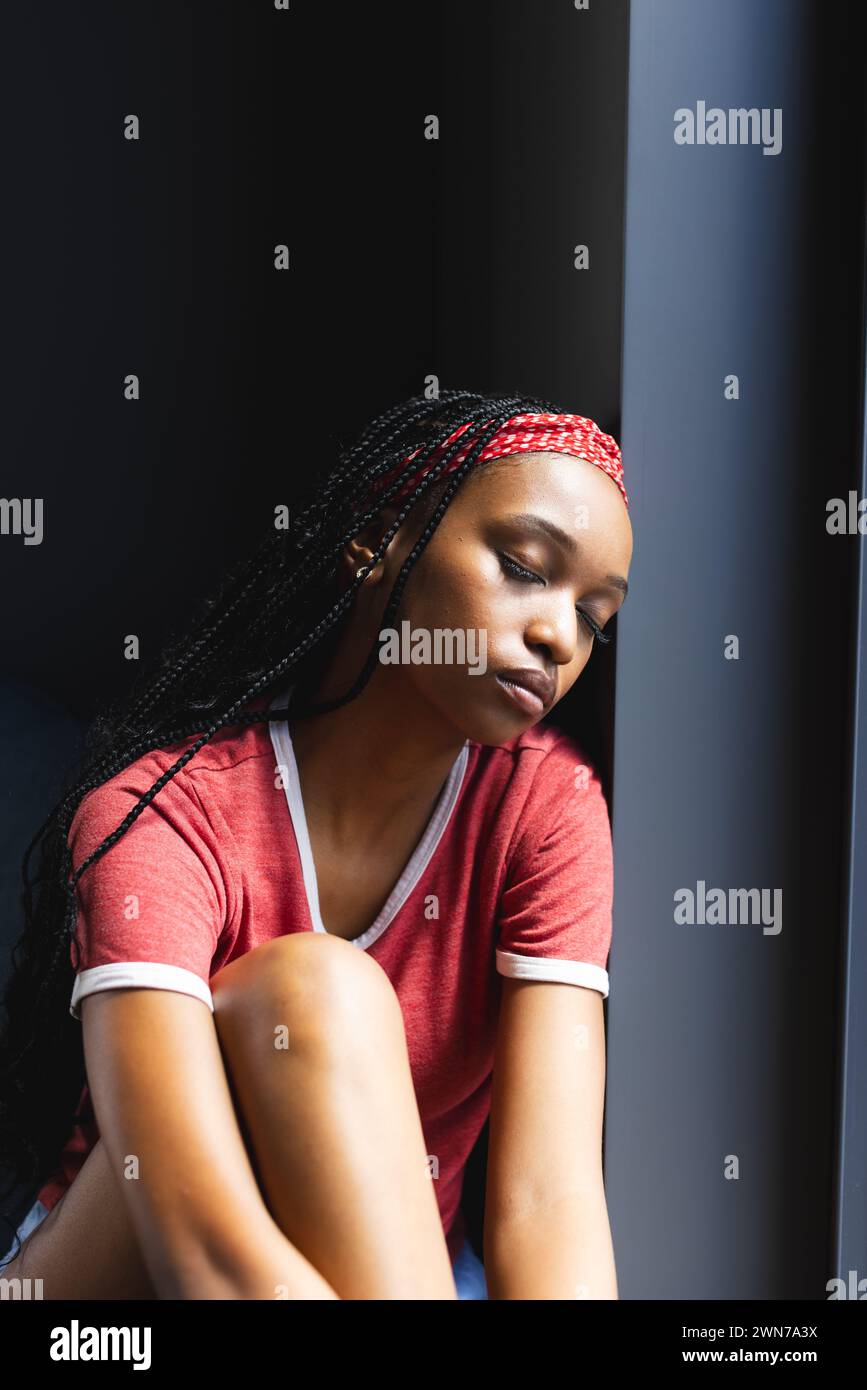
70,962,215,1020
496,948,610,997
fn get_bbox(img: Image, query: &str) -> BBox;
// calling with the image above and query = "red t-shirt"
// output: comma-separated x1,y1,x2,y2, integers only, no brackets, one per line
38,683,614,1262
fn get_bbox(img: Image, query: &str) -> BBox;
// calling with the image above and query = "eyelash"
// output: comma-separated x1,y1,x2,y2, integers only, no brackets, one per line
496,551,612,645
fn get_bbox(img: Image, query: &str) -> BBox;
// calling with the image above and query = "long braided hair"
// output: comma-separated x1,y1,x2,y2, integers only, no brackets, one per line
0,385,568,1252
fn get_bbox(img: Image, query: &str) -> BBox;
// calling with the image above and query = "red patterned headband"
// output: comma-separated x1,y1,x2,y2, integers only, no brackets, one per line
369,411,628,511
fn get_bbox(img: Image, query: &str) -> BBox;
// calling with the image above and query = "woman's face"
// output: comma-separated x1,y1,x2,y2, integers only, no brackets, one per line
341,450,633,746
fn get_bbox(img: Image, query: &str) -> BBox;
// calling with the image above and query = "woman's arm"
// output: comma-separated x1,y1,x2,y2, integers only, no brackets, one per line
81,987,339,1299
483,977,618,1299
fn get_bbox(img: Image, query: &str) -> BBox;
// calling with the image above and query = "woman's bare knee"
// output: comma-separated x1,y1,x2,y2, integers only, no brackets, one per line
211,932,402,1053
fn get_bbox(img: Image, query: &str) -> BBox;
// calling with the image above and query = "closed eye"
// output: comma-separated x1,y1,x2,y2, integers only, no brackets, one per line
495,551,611,645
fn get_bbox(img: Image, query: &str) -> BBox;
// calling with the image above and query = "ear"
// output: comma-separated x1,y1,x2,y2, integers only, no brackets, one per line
338,504,403,590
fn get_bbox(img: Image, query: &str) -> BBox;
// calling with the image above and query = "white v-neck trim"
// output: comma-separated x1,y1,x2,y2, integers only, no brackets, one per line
267,684,470,951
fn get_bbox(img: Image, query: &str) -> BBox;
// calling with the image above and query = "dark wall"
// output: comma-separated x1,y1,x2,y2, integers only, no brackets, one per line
3,2,442,718
2,0,627,722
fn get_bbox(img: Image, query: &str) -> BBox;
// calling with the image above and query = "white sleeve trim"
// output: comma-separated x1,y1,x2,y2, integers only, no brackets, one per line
496,948,610,998
69,962,215,1021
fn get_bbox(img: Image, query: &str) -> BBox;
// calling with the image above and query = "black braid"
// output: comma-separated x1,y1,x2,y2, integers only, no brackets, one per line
0,385,565,1260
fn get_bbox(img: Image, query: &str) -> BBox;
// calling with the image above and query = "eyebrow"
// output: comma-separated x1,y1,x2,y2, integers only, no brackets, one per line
503,511,629,598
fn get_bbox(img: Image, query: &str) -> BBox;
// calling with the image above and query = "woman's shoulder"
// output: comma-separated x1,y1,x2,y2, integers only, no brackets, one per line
463,719,605,823
69,702,277,836
467,717,597,776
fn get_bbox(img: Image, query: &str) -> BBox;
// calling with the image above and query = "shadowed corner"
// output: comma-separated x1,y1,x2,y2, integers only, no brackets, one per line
0,679,86,1233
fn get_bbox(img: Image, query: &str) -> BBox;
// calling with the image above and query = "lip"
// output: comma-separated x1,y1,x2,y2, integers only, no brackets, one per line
495,667,556,716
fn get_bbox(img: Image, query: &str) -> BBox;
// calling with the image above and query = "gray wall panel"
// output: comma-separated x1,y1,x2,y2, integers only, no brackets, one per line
608,0,860,1299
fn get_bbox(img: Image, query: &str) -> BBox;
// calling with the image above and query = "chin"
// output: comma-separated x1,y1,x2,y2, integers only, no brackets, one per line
429,674,548,746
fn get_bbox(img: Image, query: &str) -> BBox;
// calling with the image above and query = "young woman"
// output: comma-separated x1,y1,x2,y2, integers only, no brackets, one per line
0,388,632,1300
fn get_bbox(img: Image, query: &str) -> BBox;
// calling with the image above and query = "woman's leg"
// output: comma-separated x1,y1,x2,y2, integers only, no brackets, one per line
3,931,455,1300
210,931,457,1300
1,1135,159,1299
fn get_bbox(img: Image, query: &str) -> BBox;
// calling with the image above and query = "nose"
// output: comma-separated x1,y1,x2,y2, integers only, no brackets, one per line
523,597,582,668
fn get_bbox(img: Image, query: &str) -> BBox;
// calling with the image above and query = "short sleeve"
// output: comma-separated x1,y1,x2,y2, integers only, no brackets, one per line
66,774,227,1021
496,740,614,997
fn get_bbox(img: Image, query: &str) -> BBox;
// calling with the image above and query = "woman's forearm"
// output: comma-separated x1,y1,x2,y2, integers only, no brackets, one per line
483,1189,618,1300
156,1222,341,1300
